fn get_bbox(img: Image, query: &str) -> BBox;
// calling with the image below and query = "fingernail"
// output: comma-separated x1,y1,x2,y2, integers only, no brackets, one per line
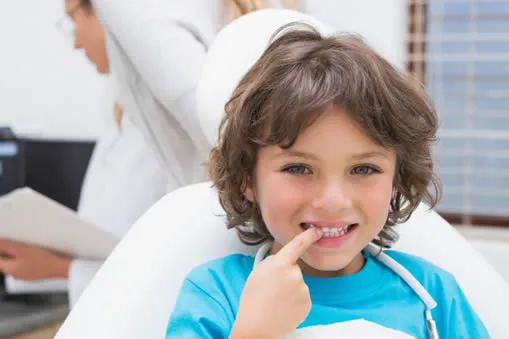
315,227,323,237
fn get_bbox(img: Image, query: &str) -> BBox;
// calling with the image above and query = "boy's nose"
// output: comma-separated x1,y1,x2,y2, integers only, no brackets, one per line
312,179,353,212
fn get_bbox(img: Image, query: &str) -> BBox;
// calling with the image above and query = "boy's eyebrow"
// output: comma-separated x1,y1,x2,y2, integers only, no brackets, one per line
272,150,319,161
349,151,391,160
273,150,390,161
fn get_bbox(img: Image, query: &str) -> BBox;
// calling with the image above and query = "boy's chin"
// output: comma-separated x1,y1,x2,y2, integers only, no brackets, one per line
300,252,365,277
300,256,351,276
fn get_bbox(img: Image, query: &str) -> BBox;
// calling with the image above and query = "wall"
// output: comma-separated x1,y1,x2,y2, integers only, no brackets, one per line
459,227,509,282
304,0,408,70
0,0,406,140
0,0,106,140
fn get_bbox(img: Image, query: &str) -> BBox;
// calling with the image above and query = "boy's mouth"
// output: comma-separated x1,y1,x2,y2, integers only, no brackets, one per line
300,222,358,238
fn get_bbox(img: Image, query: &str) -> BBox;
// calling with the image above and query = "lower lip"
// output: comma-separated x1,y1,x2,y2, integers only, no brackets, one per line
313,226,357,248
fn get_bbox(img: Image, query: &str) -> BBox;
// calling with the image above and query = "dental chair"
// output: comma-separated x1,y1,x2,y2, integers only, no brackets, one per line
54,9,509,339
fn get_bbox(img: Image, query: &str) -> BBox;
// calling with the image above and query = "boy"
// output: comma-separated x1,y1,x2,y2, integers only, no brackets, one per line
166,24,489,338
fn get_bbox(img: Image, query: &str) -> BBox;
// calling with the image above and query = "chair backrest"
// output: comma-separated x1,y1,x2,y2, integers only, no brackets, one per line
197,9,334,146
54,182,509,339
55,9,509,339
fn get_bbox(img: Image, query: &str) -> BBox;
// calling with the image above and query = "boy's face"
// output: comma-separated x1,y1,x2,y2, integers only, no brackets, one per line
244,107,397,276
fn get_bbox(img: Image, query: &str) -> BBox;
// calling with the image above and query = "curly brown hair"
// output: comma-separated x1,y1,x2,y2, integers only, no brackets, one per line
209,23,442,248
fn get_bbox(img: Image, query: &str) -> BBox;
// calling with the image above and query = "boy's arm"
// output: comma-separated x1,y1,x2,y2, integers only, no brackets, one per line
166,277,232,338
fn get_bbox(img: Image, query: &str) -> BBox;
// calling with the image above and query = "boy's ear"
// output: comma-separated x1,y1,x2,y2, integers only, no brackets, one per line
242,176,254,202
243,186,254,202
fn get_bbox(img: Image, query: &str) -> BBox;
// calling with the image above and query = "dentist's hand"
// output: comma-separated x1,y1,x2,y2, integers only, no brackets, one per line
230,227,322,339
0,239,71,280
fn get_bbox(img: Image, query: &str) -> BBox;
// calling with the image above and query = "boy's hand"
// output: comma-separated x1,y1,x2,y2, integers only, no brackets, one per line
0,238,71,280
231,228,322,339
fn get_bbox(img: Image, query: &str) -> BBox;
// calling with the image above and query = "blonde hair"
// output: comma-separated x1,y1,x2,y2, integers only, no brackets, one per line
114,101,124,129
225,0,301,22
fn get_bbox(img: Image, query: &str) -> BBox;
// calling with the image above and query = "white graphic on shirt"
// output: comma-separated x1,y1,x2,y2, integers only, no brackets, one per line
285,319,416,339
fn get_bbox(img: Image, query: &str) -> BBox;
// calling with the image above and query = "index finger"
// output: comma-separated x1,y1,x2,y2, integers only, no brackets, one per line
276,227,323,263
0,238,23,256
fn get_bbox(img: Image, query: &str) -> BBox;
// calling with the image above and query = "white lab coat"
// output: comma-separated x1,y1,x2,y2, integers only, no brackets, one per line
91,0,225,187
68,78,169,306
69,0,225,306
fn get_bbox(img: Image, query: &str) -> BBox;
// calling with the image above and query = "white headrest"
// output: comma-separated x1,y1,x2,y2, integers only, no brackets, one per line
55,183,509,339
196,8,333,145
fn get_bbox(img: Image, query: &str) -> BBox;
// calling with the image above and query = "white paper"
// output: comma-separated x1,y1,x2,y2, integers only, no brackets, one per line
286,319,415,339
5,276,68,294
0,187,120,260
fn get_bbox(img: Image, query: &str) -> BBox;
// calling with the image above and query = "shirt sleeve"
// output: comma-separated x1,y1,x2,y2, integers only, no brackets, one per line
166,277,232,338
68,258,103,307
437,275,491,338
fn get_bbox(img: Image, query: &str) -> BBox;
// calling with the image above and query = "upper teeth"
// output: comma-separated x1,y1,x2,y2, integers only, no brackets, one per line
305,223,348,231
303,223,352,237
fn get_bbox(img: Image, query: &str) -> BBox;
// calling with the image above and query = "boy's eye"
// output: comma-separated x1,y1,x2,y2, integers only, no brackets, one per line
283,164,311,175
351,165,379,176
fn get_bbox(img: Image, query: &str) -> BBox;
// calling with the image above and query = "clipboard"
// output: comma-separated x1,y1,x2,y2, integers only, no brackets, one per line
0,187,120,260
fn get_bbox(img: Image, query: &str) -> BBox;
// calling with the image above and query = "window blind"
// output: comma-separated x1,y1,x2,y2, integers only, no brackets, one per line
408,0,509,223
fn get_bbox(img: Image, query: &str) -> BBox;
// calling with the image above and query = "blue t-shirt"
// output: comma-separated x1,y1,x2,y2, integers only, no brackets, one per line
166,250,489,338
